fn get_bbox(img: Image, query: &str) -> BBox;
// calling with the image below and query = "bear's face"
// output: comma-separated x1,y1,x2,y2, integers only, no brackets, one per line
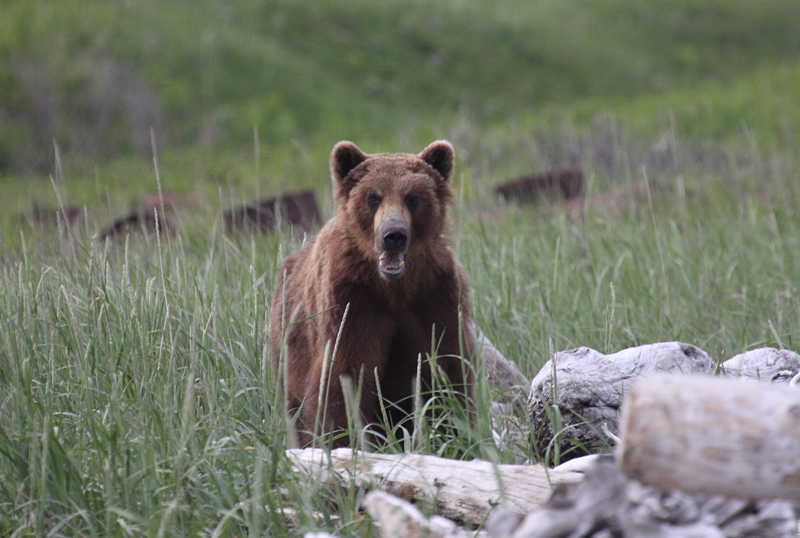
330,141,455,280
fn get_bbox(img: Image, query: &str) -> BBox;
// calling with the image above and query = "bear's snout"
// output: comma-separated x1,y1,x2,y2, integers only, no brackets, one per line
375,215,409,279
382,228,408,251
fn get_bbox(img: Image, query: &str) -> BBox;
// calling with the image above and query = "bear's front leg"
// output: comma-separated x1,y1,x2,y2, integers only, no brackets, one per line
300,366,380,447
298,309,393,447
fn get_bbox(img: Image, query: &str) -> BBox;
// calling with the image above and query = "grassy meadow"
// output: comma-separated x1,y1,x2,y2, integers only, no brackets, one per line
2,0,800,536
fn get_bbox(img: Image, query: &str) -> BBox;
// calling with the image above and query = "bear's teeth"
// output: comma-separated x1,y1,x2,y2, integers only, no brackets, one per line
379,252,405,275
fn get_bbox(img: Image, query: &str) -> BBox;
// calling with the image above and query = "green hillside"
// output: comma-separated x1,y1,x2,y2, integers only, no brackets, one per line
2,0,799,178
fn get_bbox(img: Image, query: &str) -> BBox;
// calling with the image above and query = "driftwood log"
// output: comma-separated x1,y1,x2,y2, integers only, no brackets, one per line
304,490,487,538
299,456,797,538
140,191,201,210
15,205,85,229
485,456,798,538
528,342,715,460
223,189,321,234
287,448,582,524
362,491,482,538
494,168,585,205
617,374,800,501
294,345,800,538
721,348,800,383
99,209,174,241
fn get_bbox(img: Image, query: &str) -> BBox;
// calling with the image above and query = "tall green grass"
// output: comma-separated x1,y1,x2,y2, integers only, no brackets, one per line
0,228,299,536
1,122,799,535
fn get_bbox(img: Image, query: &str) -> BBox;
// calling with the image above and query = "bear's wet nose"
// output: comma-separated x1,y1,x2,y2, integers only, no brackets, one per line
383,228,408,251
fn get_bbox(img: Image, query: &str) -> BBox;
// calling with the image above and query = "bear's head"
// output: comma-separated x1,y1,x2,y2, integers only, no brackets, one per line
330,140,455,280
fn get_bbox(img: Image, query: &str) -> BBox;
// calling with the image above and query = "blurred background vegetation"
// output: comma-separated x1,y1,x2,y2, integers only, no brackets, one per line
1,0,799,217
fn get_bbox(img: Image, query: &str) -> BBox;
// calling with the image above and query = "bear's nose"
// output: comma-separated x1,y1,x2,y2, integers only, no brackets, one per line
383,228,408,251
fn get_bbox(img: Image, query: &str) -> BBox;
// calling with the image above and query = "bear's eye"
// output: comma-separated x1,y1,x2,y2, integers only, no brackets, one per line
405,193,420,212
366,192,382,211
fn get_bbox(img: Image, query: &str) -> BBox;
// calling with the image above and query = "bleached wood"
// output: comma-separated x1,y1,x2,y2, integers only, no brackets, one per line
617,374,800,501
528,342,715,458
485,456,798,538
552,454,601,474
721,347,800,383
362,491,471,538
287,448,582,523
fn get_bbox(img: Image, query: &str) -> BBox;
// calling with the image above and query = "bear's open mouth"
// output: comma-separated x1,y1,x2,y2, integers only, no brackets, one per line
379,251,405,277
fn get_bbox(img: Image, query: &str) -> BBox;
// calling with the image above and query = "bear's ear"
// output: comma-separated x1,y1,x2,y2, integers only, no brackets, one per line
418,140,454,182
331,141,368,195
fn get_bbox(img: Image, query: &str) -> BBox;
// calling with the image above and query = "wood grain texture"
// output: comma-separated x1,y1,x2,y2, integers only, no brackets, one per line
617,374,800,501
287,448,582,524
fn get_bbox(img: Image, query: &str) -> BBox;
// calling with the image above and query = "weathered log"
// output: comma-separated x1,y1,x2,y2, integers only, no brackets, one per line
141,191,201,210
528,342,715,461
362,491,472,538
223,189,321,234
494,168,585,205
99,209,174,241
302,491,488,538
617,374,800,501
721,348,800,383
15,205,85,229
485,456,798,538
287,448,582,524
552,454,602,474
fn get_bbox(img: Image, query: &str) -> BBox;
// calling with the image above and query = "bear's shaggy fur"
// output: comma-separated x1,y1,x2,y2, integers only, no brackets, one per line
270,140,475,447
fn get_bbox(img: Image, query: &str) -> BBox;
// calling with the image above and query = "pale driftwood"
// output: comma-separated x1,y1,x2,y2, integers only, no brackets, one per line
362,491,476,538
528,342,715,460
486,457,798,538
486,458,628,538
617,374,800,501
287,448,582,524
722,348,800,383
552,454,601,474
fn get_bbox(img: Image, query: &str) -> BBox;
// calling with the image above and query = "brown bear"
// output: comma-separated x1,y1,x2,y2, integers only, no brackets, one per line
270,140,475,447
